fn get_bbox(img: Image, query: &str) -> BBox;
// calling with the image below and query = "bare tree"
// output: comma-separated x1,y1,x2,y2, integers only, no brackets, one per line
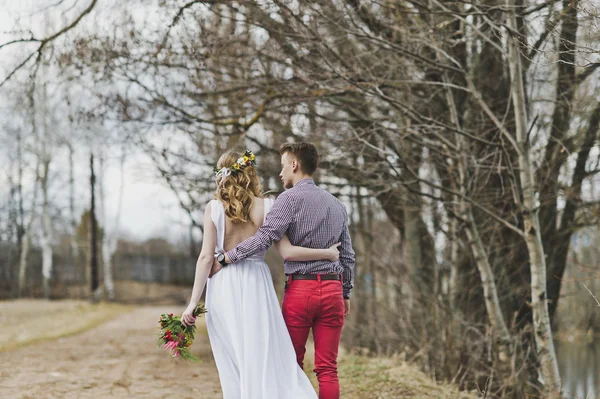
506,0,561,393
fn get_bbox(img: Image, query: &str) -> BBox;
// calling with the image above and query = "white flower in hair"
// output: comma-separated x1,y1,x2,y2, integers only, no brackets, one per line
215,167,232,183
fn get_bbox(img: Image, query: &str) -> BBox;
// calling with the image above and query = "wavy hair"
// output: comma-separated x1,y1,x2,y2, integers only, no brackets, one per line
214,151,263,224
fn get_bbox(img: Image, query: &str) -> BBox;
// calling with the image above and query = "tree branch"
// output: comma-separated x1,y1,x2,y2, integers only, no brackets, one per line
575,63,600,86
0,0,97,88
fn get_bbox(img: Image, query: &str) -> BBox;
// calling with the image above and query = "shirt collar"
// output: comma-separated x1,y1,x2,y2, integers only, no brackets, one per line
294,178,315,187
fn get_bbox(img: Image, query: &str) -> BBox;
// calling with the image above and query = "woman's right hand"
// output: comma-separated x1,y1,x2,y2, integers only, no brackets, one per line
181,305,196,327
327,242,341,262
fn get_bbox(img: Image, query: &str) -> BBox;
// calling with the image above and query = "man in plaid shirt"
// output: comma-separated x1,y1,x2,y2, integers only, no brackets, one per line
221,142,355,399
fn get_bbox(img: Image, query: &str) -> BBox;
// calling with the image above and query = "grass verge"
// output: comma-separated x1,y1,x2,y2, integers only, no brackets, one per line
0,299,132,352
303,346,475,399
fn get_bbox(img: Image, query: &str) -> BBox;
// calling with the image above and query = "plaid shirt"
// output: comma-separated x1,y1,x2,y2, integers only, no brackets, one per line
226,178,355,298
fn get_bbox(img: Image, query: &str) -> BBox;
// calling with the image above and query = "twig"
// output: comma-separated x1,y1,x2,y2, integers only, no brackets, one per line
581,283,600,307
525,115,539,148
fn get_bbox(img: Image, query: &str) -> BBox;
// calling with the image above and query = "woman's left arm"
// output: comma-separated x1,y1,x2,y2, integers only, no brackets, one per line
181,203,217,327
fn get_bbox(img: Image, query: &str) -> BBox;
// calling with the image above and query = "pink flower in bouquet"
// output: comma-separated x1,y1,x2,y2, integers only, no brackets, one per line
162,340,179,352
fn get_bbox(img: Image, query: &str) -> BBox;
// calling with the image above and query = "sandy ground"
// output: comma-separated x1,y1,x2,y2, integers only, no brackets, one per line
0,302,222,399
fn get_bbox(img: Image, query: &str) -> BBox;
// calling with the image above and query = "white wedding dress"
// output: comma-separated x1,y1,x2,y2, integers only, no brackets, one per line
205,199,317,399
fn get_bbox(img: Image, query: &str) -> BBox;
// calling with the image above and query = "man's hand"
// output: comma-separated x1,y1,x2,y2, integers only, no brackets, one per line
209,256,222,278
344,299,350,317
327,242,341,262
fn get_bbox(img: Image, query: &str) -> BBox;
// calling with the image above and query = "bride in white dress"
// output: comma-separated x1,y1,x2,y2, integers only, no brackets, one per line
180,150,339,399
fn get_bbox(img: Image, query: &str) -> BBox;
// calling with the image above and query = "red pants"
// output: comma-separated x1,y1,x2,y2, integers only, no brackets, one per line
282,276,345,399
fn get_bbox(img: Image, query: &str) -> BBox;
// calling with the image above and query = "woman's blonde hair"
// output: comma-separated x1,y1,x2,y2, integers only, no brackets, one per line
214,151,263,224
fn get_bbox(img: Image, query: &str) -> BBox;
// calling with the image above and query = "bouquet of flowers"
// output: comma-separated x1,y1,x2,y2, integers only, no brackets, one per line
157,303,207,362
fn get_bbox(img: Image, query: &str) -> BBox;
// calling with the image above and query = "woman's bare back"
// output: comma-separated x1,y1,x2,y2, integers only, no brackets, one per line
222,197,266,252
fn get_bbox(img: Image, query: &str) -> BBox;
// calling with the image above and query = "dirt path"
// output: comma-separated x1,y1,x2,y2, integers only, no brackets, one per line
0,305,222,399
0,301,474,399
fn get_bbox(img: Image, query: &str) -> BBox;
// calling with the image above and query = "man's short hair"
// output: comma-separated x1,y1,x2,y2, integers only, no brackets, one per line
280,142,319,175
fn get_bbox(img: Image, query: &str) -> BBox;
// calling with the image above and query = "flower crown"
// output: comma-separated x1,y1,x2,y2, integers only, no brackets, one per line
213,150,257,182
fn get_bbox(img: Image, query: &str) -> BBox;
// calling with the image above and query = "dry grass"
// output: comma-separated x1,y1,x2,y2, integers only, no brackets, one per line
302,343,477,399
0,299,131,351
338,355,476,398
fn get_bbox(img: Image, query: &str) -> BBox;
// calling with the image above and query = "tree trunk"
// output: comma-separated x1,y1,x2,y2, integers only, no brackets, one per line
402,140,422,311
506,0,561,394
18,229,33,298
454,126,511,346
357,187,379,352
90,152,100,300
366,201,379,352
537,0,579,323
99,153,114,300
101,237,115,299
549,102,600,319
444,65,511,345
464,208,512,343
448,215,459,311
99,150,124,301
68,143,79,260
40,158,53,299
17,130,25,256
17,163,41,297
